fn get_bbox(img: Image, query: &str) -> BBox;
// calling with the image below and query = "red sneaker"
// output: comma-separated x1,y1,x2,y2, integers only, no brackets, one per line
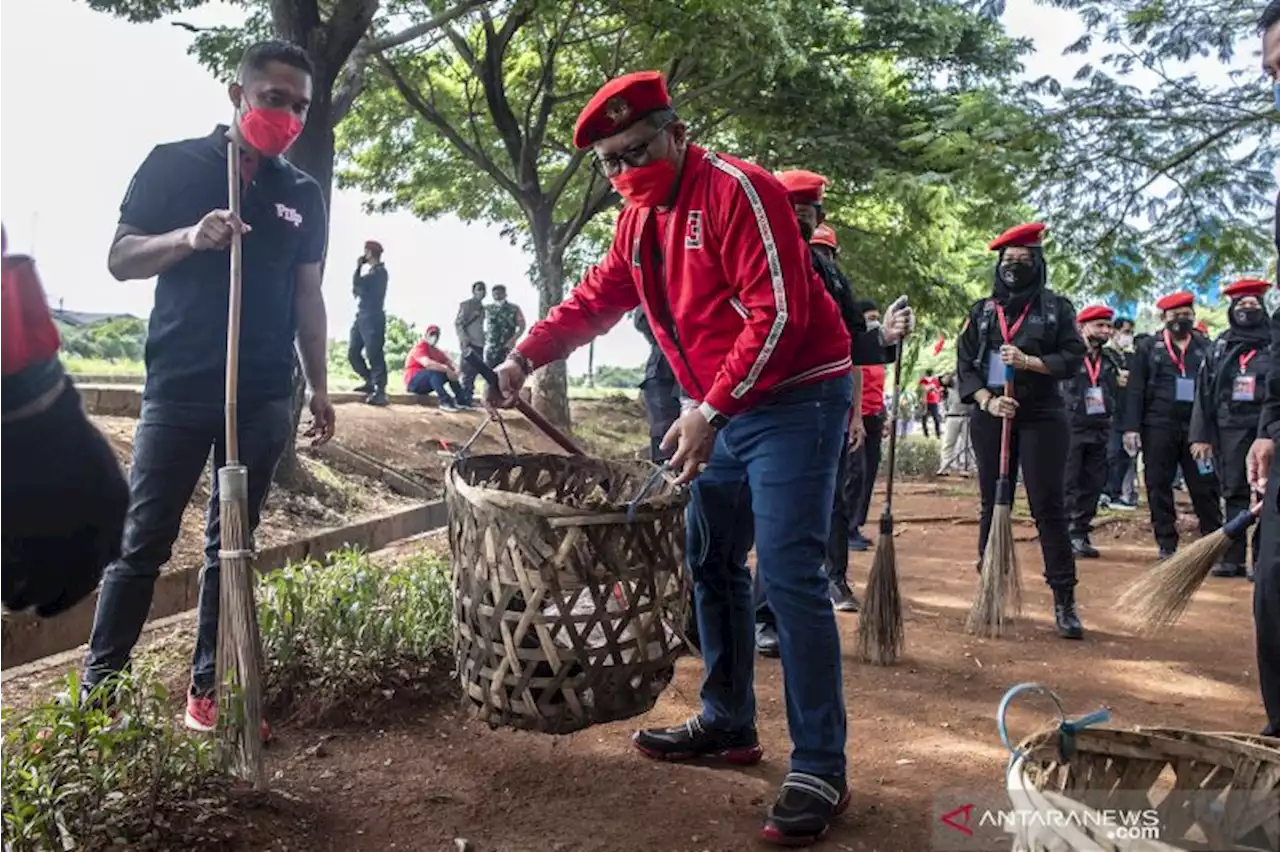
183,693,272,742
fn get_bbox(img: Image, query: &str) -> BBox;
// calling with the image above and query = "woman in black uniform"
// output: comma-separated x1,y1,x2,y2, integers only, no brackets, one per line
1189,278,1272,580
955,222,1087,639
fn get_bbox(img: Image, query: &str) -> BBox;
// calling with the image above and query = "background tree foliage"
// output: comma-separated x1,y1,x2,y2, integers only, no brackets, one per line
338,0,1048,424
1024,0,1277,301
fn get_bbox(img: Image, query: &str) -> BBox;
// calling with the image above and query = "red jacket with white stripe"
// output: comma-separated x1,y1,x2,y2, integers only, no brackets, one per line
517,146,853,418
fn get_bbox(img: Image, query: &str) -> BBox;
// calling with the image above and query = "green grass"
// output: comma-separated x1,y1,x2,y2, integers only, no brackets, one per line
61,356,144,377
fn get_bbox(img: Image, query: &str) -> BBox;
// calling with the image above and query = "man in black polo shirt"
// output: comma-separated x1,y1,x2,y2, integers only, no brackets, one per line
82,40,335,737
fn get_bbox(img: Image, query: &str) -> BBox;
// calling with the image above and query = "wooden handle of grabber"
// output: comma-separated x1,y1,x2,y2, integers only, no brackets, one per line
463,351,583,456
224,141,244,464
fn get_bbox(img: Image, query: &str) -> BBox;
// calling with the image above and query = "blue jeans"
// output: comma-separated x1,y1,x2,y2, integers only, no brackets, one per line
84,397,293,695
407,370,465,405
689,374,852,777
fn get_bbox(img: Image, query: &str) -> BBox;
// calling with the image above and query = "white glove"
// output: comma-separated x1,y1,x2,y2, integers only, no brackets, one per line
882,295,914,345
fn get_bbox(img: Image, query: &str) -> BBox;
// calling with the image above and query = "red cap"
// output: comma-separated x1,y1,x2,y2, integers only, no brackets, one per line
776,170,828,205
2,253,61,377
988,222,1046,251
1076,304,1115,324
811,223,838,250
1222,278,1270,300
365,240,383,254
573,71,671,150
1155,291,1195,312
425,324,440,337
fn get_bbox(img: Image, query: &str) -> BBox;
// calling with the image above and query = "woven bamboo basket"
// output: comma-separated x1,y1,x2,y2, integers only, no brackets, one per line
1006,725,1280,851
446,453,689,734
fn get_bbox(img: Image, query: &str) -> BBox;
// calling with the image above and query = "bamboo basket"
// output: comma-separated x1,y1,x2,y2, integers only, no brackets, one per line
1006,725,1280,851
446,453,689,734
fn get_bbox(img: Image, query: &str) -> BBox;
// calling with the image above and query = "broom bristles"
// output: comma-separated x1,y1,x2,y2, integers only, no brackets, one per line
965,502,1023,637
856,524,904,665
1115,528,1233,633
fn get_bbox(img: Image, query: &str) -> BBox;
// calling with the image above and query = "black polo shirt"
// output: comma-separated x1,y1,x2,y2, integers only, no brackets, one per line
119,125,326,404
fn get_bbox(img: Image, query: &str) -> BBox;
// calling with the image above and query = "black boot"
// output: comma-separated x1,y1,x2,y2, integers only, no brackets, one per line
1071,537,1099,558
1053,588,1084,640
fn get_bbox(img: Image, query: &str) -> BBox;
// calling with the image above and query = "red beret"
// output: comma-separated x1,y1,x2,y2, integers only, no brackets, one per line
425,324,440,336
1076,304,1115,324
573,71,671,150
988,222,1046,251
365,240,383,254
1155,291,1195,311
1222,278,1270,300
776,170,828,205
811,223,838,250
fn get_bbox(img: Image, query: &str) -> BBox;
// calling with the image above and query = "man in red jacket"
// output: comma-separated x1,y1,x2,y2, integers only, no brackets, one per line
488,71,909,846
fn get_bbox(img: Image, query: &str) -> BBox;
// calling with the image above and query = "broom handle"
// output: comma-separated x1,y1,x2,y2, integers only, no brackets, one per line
997,368,1014,482
882,338,906,515
463,351,583,456
224,141,243,465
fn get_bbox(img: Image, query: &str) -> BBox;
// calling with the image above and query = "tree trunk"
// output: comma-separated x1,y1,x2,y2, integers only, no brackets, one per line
587,341,595,388
530,243,570,430
272,64,337,490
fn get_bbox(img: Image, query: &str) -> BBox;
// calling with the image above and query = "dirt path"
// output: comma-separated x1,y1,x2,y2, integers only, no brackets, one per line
249,485,1260,852
4,472,1260,851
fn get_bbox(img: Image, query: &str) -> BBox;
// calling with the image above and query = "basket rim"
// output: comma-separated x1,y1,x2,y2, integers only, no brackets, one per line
1016,724,1280,767
446,453,686,518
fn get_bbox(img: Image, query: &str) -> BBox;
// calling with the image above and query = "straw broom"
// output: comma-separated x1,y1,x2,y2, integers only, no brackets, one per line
1116,504,1260,633
965,367,1023,637
215,139,266,786
856,303,908,665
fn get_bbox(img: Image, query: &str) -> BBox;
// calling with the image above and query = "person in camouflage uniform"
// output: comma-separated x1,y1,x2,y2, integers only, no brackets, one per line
484,284,526,367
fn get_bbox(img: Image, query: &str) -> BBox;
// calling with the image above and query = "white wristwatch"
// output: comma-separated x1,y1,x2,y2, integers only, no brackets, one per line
698,401,729,430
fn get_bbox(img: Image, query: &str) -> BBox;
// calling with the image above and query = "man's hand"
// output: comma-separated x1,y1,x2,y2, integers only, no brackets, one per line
1190,442,1213,463
186,210,250,252
487,358,527,408
881,302,915,345
662,408,717,486
303,391,336,446
1249,438,1275,492
848,416,866,451
1117,369,1129,388
985,395,1018,419
1123,431,1142,457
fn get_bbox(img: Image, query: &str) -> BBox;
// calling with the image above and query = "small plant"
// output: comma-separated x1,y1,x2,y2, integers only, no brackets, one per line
257,549,453,721
894,434,942,477
1,668,224,852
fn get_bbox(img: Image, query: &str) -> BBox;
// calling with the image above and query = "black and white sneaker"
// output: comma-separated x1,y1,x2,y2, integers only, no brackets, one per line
760,771,850,846
632,717,763,765
829,579,859,613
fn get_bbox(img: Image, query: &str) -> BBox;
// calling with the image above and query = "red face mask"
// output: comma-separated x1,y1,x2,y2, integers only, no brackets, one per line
238,107,303,157
609,158,679,208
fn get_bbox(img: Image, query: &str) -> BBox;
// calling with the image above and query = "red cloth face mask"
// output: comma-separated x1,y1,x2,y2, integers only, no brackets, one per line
609,158,679,207
238,107,303,157
2,253,61,377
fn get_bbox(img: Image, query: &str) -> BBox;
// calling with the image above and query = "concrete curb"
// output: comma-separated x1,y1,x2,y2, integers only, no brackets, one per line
74,383,443,417
1,500,448,669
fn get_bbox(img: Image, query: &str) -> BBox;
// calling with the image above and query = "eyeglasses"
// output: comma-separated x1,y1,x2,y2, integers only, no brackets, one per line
592,120,673,177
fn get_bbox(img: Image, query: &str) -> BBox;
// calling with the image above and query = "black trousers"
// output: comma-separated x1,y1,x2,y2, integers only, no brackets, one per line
641,377,681,463
1141,423,1222,551
826,438,851,584
970,407,1076,590
846,412,885,533
1217,425,1260,568
1105,425,1135,500
348,311,387,391
459,343,484,402
1065,428,1109,537
922,403,941,438
1255,447,1280,736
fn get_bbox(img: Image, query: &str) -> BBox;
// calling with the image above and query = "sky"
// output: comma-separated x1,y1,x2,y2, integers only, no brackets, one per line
0,0,1255,376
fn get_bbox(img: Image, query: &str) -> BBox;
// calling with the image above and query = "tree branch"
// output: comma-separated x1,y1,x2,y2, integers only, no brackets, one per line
270,0,321,47
672,64,758,109
374,53,527,204
367,0,492,52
